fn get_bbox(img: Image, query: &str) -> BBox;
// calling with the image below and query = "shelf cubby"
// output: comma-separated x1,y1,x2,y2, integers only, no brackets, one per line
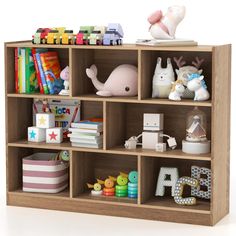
5,41,231,225
71,151,138,204
140,156,211,212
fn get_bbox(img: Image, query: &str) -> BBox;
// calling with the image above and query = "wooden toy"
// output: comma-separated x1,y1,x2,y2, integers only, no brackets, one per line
32,28,51,44
155,143,167,152
115,172,128,197
152,57,175,98
46,127,63,144
182,107,211,154
88,26,106,45
155,167,179,196
76,26,94,45
191,166,211,199
87,182,103,196
187,73,210,101
168,80,185,101
174,177,199,205
28,126,46,142
86,64,138,97
59,66,70,96
148,6,185,39
128,171,138,198
58,150,70,161
36,113,55,128
61,30,75,45
97,177,116,196
46,29,59,44
103,23,124,46
174,56,204,98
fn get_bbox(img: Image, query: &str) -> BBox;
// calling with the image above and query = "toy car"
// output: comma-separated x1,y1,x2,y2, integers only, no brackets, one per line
32,28,51,44
76,26,94,45
54,27,66,44
103,23,124,45
46,29,59,44
61,30,75,44
88,26,106,45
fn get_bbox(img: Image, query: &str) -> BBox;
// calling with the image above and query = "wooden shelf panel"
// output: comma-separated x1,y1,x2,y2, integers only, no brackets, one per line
109,146,211,161
9,188,70,199
144,197,210,214
7,140,211,161
76,192,137,205
7,93,212,107
5,41,214,52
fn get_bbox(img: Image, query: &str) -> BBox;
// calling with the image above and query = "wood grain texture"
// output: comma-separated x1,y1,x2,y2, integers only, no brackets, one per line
211,45,231,224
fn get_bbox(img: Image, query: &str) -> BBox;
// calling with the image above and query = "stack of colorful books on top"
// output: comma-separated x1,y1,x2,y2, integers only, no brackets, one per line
68,118,103,148
15,48,64,94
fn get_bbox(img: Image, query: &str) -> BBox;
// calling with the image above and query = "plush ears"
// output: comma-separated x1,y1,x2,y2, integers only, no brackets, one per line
148,10,163,24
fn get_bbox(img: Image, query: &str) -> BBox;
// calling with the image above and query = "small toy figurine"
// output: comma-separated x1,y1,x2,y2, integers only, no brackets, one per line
128,171,138,198
58,150,70,161
168,80,185,101
46,29,59,44
87,181,103,196
152,57,175,98
86,64,138,97
115,172,128,197
32,28,51,44
76,26,94,45
88,26,106,45
59,66,70,96
61,30,75,44
174,56,204,98
182,107,211,154
103,23,124,45
187,74,210,101
148,6,185,39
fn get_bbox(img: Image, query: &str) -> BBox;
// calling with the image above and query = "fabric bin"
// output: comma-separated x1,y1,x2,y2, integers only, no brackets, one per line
22,153,69,193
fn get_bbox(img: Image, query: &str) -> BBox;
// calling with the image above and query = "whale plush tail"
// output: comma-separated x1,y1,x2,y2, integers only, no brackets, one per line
86,64,105,91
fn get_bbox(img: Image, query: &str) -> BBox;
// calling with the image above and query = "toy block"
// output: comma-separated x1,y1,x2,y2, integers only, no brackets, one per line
36,113,55,129
46,127,63,144
142,131,163,149
28,126,46,142
143,113,164,131
155,143,167,152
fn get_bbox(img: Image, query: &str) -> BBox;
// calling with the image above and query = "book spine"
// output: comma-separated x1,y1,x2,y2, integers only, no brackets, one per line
21,48,26,93
14,48,19,93
25,48,30,93
18,53,22,93
35,53,49,94
32,50,44,94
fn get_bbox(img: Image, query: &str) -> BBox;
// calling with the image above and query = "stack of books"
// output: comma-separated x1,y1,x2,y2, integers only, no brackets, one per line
68,120,103,148
15,48,64,94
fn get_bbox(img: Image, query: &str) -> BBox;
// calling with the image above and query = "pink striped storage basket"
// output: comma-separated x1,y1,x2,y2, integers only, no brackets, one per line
22,153,69,193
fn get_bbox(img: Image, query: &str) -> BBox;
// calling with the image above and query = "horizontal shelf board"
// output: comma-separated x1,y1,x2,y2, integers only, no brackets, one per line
144,197,211,214
5,41,214,52
7,93,212,107
76,192,137,206
109,146,211,161
7,93,72,100
7,140,211,161
9,188,70,199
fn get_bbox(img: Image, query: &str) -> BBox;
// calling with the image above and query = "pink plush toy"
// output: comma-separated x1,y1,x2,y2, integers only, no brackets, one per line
148,6,186,39
59,66,69,95
86,64,138,97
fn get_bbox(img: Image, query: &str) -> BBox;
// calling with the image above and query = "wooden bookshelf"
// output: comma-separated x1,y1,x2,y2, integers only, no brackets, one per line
5,41,231,226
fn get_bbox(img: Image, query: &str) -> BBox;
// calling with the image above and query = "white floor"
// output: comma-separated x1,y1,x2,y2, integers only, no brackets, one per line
0,193,235,236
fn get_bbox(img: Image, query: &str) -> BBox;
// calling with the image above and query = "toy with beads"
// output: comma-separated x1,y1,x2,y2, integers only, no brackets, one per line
87,181,103,196
128,171,138,198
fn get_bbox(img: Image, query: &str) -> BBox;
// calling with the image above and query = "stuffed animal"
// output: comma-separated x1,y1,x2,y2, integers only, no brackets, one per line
86,64,138,97
187,73,210,101
152,57,175,98
174,57,204,98
168,80,185,101
148,6,185,39
59,66,70,95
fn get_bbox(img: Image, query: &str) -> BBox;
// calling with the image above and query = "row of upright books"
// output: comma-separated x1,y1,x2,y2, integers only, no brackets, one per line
68,119,103,148
15,48,64,94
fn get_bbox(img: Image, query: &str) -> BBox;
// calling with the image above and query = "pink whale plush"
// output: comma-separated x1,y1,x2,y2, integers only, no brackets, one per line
86,64,138,97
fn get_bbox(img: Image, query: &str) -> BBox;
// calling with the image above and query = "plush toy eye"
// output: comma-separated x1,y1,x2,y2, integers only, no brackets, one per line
125,87,130,92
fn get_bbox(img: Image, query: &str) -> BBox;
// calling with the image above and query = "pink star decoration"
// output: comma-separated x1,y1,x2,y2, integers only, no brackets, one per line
49,131,58,140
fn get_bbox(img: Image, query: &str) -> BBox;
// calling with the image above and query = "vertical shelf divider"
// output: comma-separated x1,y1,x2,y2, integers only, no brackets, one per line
69,48,73,97
138,155,141,205
103,101,107,150
138,50,142,100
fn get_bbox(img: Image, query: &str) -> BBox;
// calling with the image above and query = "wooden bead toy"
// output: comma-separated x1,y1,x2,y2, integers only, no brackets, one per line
174,176,199,205
128,171,138,199
115,172,128,197
97,178,115,196
87,182,103,196
46,127,63,144
28,126,46,142
36,113,55,129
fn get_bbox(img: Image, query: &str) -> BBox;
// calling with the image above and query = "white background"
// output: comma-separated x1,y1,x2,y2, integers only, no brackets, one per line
0,0,235,235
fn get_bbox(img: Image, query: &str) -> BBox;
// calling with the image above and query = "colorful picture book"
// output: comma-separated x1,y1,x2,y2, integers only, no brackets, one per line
69,119,103,148
15,47,64,94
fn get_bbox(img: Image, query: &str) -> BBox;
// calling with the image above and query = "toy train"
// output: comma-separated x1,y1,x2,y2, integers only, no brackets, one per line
32,24,124,46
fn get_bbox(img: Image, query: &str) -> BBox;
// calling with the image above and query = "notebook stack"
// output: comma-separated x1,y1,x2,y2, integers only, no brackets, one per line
68,120,103,148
